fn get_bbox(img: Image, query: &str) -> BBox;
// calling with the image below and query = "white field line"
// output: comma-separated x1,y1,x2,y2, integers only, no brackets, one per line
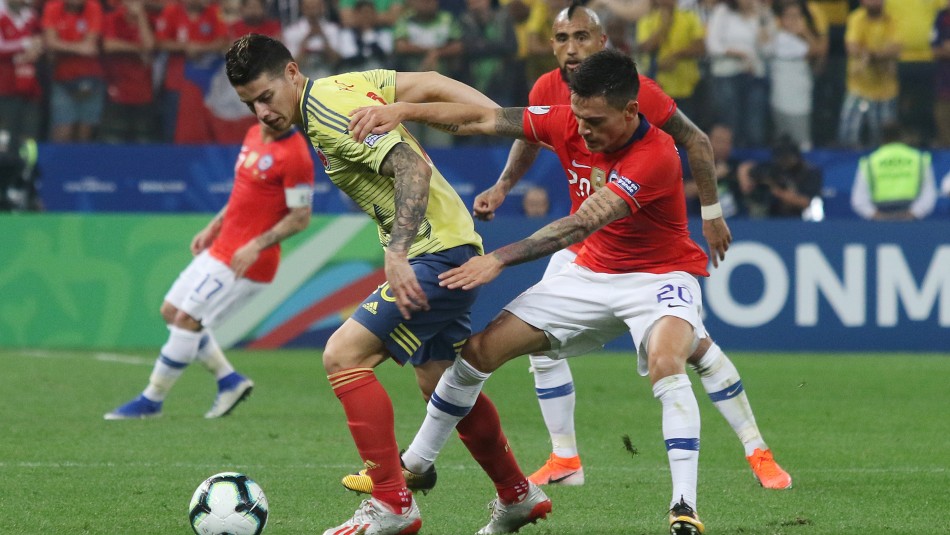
1,349,152,366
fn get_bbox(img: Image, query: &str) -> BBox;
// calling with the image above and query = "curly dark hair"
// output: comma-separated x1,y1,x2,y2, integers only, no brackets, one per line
225,34,295,87
568,49,640,110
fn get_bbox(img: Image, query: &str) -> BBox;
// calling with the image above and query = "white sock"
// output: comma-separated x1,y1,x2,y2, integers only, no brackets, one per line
653,374,700,510
529,354,578,458
143,326,202,402
196,330,235,380
403,359,491,473
692,343,767,456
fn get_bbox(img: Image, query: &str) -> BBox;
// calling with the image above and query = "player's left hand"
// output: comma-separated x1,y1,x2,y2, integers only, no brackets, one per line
385,250,430,320
702,217,731,268
438,254,504,290
348,103,407,143
231,242,261,279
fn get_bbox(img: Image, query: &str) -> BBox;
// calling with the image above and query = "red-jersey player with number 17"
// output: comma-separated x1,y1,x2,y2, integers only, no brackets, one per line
348,49,716,535
105,121,314,421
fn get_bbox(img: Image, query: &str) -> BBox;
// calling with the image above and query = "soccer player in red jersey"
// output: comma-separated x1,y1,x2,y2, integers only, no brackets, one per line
348,49,773,534
467,5,790,492
105,120,314,420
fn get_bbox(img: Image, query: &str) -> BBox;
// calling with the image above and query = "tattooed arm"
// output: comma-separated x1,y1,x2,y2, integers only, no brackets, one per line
439,188,631,290
379,142,433,319
473,140,543,221
349,102,527,142
661,109,732,267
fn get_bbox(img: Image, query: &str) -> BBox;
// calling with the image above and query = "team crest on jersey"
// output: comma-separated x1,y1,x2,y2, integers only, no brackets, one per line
614,176,641,198
527,106,551,115
365,132,389,147
257,154,274,171
317,148,330,170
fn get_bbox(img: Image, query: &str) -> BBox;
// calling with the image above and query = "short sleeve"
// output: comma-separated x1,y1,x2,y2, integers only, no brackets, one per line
280,136,316,188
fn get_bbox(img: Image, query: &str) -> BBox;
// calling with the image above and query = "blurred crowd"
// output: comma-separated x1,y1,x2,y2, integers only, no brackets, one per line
0,0,948,149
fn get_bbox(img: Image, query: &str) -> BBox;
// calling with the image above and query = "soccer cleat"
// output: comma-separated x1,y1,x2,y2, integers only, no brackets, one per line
668,498,705,535
341,458,438,495
104,394,163,420
322,497,422,535
204,373,254,418
527,453,584,486
476,482,552,534
746,448,793,489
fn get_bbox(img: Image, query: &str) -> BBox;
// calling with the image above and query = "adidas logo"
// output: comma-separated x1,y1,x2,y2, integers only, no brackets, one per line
363,460,380,471
362,302,378,314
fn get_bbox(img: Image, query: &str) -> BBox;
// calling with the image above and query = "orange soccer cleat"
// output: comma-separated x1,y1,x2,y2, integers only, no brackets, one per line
746,448,793,489
528,453,585,486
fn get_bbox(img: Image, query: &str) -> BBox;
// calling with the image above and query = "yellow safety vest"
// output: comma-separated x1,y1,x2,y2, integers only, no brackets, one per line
859,143,929,210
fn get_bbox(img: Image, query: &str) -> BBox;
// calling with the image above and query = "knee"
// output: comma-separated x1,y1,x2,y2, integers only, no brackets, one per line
171,310,201,332
159,302,177,324
461,334,498,374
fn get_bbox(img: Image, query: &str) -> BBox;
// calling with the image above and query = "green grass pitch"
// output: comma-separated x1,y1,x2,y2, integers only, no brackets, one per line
1,348,947,534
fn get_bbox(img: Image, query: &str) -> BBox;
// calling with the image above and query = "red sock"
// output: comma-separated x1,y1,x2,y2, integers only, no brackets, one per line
329,368,411,511
456,393,528,502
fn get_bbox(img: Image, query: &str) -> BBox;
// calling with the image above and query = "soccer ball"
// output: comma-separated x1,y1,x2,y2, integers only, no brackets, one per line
189,472,269,535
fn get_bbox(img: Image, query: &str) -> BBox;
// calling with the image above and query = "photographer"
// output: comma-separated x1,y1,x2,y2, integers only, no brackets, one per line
737,135,822,218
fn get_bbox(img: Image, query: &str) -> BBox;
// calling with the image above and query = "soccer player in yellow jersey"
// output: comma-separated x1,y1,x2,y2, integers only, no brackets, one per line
224,34,551,535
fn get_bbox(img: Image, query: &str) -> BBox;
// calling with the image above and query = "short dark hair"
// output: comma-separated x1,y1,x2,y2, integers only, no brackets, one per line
226,34,295,86
568,49,640,110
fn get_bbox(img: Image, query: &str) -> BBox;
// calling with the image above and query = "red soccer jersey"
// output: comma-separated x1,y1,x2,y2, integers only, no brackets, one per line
154,2,227,90
0,6,40,97
41,0,104,81
102,6,153,104
209,124,315,283
523,105,708,276
528,68,677,253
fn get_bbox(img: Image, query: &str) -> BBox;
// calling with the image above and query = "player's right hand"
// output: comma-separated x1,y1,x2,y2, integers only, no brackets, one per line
348,103,407,143
384,250,430,320
472,185,507,221
191,229,214,255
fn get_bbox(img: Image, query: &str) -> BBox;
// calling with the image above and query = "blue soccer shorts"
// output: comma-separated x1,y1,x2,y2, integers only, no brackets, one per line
352,244,481,366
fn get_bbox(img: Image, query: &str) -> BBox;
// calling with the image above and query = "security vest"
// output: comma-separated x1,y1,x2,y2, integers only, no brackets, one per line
859,143,929,212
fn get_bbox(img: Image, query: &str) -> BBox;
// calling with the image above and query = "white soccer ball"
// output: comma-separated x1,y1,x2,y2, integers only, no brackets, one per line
189,472,269,535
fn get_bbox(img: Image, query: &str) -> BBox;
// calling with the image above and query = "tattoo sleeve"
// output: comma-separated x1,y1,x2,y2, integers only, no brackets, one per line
493,189,630,267
380,142,431,253
662,110,718,207
494,107,527,138
497,139,542,193
254,206,311,249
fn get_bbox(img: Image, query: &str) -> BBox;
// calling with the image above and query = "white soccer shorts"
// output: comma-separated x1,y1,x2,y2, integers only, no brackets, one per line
505,263,708,376
164,250,267,329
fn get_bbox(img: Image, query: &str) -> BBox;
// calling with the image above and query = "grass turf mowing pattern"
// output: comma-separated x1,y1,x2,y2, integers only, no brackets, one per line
1,349,947,534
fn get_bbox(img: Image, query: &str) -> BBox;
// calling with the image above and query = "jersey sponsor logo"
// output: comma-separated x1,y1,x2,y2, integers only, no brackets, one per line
571,159,591,169
527,106,551,115
257,154,274,172
364,132,389,147
317,148,330,170
614,176,641,198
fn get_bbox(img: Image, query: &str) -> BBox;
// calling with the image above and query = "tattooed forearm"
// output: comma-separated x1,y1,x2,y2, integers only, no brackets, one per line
254,206,311,249
424,122,460,134
662,110,718,207
383,143,431,253
497,140,542,193
493,189,630,267
495,107,527,139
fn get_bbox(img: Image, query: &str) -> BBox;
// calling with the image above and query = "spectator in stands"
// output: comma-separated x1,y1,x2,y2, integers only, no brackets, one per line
339,0,395,71
0,122,41,211
521,184,550,217
766,0,824,150
101,0,156,144
932,1,950,147
809,0,847,147
636,0,705,118
0,0,43,144
705,0,774,147
42,0,106,143
522,0,567,82
393,0,463,146
458,0,519,107
229,0,282,40
851,122,937,220
339,0,403,28
283,0,344,79
837,0,900,149
738,135,823,217
885,0,942,146
154,0,230,144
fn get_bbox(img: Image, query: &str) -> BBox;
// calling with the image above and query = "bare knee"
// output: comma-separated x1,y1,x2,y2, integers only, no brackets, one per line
170,310,201,332
461,334,501,374
159,302,178,325
687,337,713,364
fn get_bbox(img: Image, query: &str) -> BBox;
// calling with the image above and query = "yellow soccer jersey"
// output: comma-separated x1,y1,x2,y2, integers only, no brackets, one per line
300,69,483,257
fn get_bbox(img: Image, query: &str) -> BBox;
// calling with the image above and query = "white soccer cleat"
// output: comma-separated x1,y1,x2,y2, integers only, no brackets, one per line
322,497,422,535
204,374,254,418
476,482,552,534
